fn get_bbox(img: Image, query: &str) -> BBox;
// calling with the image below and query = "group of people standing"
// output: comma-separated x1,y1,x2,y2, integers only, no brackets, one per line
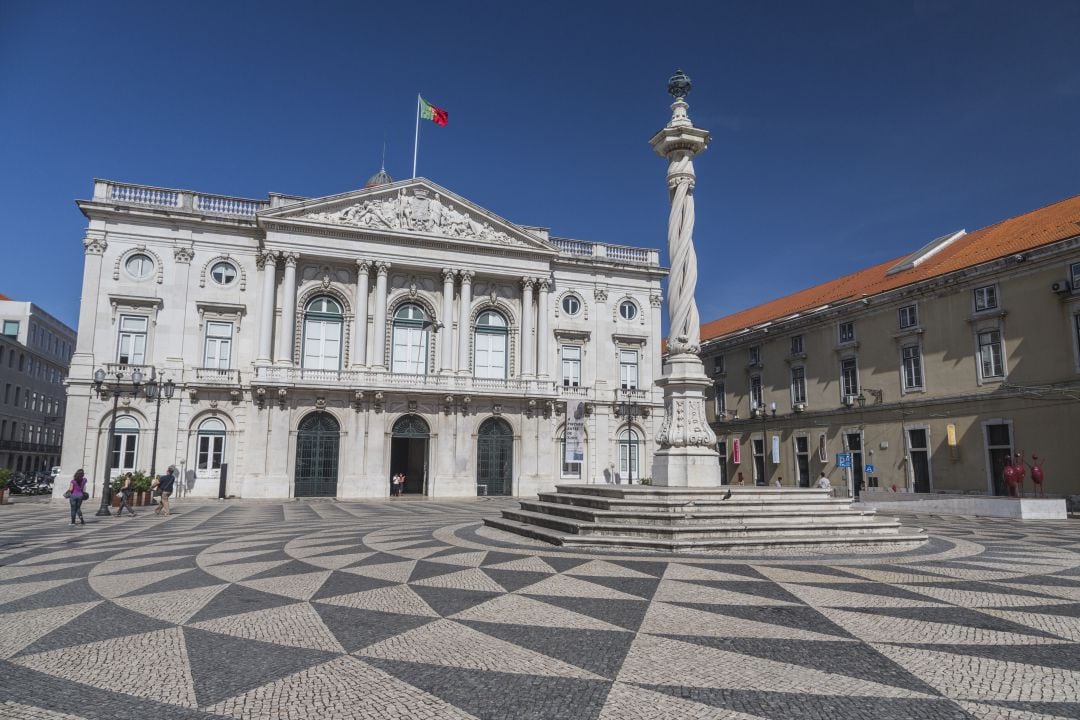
64,466,177,525
390,472,407,497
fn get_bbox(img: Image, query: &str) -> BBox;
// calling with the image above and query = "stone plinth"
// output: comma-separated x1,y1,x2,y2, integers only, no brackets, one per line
859,490,1067,520
652,354,719,487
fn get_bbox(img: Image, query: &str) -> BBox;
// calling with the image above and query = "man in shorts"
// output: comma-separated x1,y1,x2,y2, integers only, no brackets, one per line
154,466,177,516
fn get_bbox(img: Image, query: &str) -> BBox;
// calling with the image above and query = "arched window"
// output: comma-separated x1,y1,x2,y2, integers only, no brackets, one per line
196,417,226,473
618,428,641,483
474,310,508,379
302,296,343,370
392,304,429,375
110,415,140,478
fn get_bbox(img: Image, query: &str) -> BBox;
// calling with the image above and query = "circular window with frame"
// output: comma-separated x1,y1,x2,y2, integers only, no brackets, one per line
125,253,154,280
618,299,638,321
210,261,238,286
561,294,582,316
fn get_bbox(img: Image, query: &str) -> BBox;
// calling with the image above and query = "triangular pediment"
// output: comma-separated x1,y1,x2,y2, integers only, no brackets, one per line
258,178,557,253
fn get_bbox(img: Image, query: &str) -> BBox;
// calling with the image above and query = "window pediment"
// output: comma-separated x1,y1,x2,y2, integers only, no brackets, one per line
109,294,163,325
196,301,247,331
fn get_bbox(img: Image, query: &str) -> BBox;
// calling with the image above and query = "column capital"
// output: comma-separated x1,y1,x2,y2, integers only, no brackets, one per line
441,267,456,283
376,261,391,276
83,233,107,255
650,292,664,308
256,250,278,269
459,269,475,282
282,252,298,268
520,277,536,290
173,246,194,264
356,259,371,273
537,277,551,292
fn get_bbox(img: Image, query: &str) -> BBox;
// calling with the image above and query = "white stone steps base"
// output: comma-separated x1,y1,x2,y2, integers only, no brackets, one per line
520,500,878,526
484,516,928,553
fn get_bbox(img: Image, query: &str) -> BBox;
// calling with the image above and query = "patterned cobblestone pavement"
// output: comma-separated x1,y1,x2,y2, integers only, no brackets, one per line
1,498,1079,719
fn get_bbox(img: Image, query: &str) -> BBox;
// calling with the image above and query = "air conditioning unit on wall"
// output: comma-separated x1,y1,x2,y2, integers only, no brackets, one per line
793,402,806,413
842,395,856,407
1051,280,1072,294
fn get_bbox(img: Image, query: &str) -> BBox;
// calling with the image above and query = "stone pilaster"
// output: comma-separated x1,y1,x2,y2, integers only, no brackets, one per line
352,260,370,368
275,253,298,365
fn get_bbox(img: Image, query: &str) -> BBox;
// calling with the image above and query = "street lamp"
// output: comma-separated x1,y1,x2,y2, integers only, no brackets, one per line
613,391,649,485
143,371,176,479
92,367,143,516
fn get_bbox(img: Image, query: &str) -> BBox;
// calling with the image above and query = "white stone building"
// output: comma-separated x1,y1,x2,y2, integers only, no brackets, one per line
58,175,666,499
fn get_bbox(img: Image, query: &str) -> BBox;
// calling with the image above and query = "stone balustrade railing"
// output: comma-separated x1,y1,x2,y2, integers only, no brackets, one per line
251,366,560,397
94,180,269,219
550,237,659,266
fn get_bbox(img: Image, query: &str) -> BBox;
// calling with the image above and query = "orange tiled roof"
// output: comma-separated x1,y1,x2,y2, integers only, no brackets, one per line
700,193,1080,343
0,293,10,301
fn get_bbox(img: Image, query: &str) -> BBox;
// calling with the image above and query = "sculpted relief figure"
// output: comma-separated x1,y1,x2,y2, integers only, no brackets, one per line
300,188,518,245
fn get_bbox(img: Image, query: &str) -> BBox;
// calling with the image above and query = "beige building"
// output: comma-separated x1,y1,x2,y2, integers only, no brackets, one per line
700,194,1080,498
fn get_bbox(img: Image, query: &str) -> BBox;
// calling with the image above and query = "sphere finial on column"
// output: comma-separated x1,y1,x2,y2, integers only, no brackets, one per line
667,69,691,99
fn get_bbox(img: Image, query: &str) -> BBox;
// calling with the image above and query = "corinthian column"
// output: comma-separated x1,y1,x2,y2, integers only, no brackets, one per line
520,277,536,377
256,250,278,364
457,270,474,373
371,262,390,368
536,278,550,377
440,268,456,373
275,253,298,365
648,69,719,487
352,260,370,368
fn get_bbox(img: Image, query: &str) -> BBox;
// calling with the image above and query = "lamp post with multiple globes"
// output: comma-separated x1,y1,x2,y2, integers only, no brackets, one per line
92,367,143,516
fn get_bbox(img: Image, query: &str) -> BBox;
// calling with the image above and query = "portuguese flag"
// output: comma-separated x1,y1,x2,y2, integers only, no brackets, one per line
419,96,448,126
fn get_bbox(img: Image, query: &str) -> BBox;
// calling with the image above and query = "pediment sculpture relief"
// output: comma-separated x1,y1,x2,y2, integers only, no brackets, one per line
301,188,520,245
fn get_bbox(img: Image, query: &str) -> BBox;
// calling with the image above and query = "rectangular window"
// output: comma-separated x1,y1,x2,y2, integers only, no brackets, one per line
795,435,810,487
899,304,918,329
713,381,726,416
790,366,806,404
748,346,761,366
790,335,804,355
838,321,855,344
14,387,20,407
3,383,9,404
561,345,581,387
752,438,765,484
978,330,1004,379
619,350,639,390
713,354,725,374
117,315,148,365
974,285,998,312
717,440,728,484
841,358,859,397
1071,261,1080,291
902,344,924,390
750,374,763,409
2,320,18,337
204,321,233,369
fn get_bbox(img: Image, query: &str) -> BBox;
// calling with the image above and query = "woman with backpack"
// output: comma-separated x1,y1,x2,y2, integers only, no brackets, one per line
66,469,89,525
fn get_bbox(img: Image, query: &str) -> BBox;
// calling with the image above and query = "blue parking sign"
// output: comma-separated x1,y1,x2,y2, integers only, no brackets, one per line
864,464,875,474
836,452,852,468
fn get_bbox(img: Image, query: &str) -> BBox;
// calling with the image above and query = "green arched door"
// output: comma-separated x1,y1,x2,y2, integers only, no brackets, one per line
295,412,340,497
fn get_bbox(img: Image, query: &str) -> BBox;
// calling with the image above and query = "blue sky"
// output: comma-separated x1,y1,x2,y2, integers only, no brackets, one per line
2,0,1079,329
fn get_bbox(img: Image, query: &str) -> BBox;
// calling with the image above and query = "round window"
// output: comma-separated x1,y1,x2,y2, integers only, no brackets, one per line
619,300,638,320
125,253,154,280
561,295,581,316
210,261,237,286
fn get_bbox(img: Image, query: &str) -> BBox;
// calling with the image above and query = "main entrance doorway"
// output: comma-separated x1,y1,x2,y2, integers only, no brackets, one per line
390,415,429,495
295,412,340,497
477,417,513,496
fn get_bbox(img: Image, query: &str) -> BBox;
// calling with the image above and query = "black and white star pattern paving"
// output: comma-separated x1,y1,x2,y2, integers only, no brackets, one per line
2,499,1079,719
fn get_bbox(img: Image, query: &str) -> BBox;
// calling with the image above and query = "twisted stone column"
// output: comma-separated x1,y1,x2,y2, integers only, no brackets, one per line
649,70,719,486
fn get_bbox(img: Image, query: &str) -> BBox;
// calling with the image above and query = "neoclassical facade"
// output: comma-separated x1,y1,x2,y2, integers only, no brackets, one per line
58,177,666,499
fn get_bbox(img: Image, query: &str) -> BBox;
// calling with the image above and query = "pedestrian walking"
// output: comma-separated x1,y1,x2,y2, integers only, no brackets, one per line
116,472,136,517
398,473,407,496
66,469,88,525
153,466,176,516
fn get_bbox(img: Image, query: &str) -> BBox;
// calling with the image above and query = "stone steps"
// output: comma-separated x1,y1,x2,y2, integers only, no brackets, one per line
519,499,880,527
485,516,928,553
486,484,928,552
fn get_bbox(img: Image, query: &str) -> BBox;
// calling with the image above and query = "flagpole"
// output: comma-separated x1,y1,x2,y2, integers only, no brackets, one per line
412,93,420,178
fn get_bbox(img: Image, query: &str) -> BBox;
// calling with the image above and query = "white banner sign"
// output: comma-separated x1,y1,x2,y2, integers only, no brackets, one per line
564,400,586,464
771,435,781,464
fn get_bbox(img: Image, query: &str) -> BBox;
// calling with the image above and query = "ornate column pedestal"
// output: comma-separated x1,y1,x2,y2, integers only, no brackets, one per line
652,353,717,487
